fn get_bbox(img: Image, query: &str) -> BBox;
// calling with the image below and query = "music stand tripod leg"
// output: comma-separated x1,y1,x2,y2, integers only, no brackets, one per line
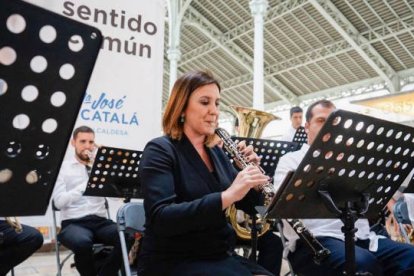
249,215,258,262
341,202,358,276
319,190,370,276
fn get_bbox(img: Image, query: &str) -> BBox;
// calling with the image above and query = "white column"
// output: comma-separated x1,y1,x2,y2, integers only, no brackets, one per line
250,0,268,110
390,74,400,93
166,0,183,93
167,48,181,91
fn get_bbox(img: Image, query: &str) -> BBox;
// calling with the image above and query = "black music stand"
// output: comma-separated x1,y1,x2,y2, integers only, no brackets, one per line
292,126,308,147
83,146,143,202
0,0,102,216
229,136,300,178
225,136,300,261
264,109,414,275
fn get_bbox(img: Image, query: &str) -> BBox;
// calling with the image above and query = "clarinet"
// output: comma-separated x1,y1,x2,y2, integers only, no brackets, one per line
285,219,330,265
215,127,330,265
215,128,275,204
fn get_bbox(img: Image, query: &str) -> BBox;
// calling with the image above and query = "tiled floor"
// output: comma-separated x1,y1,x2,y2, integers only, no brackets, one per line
8,250,291,276
8,251,79,276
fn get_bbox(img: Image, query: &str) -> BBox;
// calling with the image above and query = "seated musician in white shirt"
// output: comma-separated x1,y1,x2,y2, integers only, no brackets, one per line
53,126,123,276
280,106,303,142
273,99,414,276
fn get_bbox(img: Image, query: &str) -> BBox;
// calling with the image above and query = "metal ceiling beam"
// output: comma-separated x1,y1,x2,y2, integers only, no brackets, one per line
227,12,414,87
266,14,414,75
267,40,350,74
265,67,414,111
227,0,308,41
185,6,299,104
223,40,349,87
298,78,386,104
334,55,360,81
363,14,414,41
308,0,398,92
221,74,254,88
181,0,307,64
185,8,252,69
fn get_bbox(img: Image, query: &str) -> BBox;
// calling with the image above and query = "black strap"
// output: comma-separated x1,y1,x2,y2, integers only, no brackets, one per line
85,165,92,177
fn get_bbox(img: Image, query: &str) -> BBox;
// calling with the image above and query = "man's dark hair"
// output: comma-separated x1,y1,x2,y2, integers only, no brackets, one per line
73,125,94,139
290,106,303,117
305,99,336,122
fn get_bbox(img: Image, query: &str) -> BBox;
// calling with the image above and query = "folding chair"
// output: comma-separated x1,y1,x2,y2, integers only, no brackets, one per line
275,220,297,276
51,200,74,276
52,199,111,276
393,199,412,243
117,201,146,276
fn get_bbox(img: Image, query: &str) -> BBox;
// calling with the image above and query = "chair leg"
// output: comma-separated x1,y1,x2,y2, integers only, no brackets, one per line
60,251,75,270
52,201,62,276
55,241,75,276
276,221,296,276
55,241,62,276
118,231,132,276
398,222,411,243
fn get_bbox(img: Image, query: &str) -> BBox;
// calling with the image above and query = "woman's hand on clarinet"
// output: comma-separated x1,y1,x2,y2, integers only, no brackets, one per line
236,140,261,167
221,165,269,210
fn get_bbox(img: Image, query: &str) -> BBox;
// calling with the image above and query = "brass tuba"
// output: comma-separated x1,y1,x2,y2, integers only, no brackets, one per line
226,106,279,240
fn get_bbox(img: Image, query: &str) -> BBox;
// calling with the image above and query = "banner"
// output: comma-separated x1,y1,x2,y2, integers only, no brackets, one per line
26,0,164,150
19,0,165,235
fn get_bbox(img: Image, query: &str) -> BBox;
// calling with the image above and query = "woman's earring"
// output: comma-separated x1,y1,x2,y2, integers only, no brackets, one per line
180,115,185,123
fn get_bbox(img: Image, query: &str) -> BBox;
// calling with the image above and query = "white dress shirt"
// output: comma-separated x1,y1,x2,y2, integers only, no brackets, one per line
273,144,384,255
53,155,107,221
280,125,297,142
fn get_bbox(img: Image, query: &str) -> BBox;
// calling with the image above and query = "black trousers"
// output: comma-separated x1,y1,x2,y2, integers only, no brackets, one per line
235,230,283,276
59,215,122,276
0,221,43,275
257,230,283,276
289,237,414,276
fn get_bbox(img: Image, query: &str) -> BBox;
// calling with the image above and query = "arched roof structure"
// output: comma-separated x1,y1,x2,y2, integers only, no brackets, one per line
163,0,414,119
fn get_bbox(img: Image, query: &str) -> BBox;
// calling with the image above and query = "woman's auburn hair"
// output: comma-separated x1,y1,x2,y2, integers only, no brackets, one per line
162,70,221,146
